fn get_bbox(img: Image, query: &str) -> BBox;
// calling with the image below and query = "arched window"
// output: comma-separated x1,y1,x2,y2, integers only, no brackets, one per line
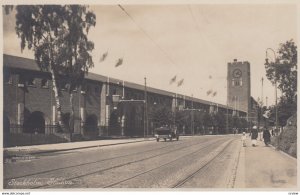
27,78,35,86
85,114,98,132
41,79,48,88
23,111,45,134
95,86,100,95
4,73,12,84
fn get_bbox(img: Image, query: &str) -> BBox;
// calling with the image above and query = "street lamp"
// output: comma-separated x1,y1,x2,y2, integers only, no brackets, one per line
265,48,278,134
144,77,148,138
191,94,194,135
226,104,229,134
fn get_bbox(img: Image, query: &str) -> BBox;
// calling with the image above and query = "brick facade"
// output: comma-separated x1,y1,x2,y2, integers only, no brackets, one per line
3,54,247,146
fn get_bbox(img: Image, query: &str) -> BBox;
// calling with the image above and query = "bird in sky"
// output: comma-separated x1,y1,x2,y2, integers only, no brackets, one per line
207,89,212,96
115,58,123,67
177,79,184,87
99,51,108,62
169,75,177,84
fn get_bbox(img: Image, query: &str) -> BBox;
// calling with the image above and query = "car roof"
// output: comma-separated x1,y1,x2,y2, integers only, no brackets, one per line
155,127,171,131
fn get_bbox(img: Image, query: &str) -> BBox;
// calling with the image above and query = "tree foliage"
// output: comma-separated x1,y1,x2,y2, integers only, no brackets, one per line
268,96,297,127
148,106,173,127
7,5,96,135
265,40,297,128
14,5,96,91
213,112,227,134
265,40,297,103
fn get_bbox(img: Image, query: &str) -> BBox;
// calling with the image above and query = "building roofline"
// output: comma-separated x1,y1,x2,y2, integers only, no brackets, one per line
3,54,244,113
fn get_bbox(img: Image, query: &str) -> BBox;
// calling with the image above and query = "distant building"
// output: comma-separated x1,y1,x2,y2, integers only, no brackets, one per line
3,54,247,147
227,59,258,126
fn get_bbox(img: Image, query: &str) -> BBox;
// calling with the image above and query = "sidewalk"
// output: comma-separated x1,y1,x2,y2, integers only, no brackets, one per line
3,137,155,158
234,138,297,188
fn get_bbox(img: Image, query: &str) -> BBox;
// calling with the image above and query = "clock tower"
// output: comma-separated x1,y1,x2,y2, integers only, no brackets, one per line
227,59,251,115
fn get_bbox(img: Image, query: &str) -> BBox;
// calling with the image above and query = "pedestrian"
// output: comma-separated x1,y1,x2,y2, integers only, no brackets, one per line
271,129,274,136
263,127,271,146
241,132,247,147
250,126,258,147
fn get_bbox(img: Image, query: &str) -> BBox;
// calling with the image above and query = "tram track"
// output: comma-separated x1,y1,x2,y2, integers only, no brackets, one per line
102,138,234,188
5,137,228,189
103,139,234,188
4,139,186,181
171,139,235,188
34,138,226,189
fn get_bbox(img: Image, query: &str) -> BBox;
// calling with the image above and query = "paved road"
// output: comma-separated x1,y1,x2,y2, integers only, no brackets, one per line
3,135,296,189
4,135,240,189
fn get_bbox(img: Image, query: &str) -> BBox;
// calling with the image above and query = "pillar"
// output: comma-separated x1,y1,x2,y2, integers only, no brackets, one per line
100,82,109,136
80,107,85,135
17,103,24,133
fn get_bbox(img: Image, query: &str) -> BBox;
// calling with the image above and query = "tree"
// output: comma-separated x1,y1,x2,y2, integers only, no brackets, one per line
6,5,96,137
239,118,248,130
214,112,226,134
193,111,204,134
268,96,297,127
148,106,173,127
265,40,297,103
202,112,213,134
175,110,189,134
232,116,241,130
265,40,297,129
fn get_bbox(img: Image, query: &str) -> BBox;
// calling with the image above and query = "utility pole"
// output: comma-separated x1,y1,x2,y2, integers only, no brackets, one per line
226,104,229,134
191,94,194,135
266,48,278,135
173,94,177,130
144,77,148,138
261,77,264,106
275,80,278,133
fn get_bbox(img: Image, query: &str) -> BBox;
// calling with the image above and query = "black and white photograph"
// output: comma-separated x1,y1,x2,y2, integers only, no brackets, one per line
1,0,298,192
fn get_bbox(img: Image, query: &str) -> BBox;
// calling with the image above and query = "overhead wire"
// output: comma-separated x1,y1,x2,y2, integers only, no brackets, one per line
117,4,179,69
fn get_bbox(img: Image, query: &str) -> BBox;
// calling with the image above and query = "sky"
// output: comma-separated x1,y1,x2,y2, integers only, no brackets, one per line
2,3,297,106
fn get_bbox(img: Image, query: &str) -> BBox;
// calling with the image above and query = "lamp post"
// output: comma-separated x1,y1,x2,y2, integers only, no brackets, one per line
226,104,229,134
144,77,148,138
265,48,278,133
173,94,177,132
191,94,194,135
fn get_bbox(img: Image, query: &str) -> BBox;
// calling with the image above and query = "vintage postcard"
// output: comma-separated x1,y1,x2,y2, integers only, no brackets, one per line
1,0,298,193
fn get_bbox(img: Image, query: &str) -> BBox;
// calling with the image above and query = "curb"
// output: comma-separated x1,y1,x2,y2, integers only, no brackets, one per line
4,138,155,158
255,140,297,161
269,144,297,162
233,145,245,188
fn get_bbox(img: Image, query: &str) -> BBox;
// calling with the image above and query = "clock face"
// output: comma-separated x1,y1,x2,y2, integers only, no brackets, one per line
233,69,242,78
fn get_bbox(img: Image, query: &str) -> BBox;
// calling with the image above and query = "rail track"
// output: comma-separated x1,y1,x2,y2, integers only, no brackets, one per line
5,137,229,189
102,139,234,188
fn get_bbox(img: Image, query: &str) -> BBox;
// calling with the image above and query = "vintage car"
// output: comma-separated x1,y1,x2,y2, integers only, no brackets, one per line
154,127,179,142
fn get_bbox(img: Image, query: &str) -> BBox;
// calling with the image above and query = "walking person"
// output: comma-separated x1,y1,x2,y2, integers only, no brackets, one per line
263,127,271,146
241,132,247,147
250,126,258,147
